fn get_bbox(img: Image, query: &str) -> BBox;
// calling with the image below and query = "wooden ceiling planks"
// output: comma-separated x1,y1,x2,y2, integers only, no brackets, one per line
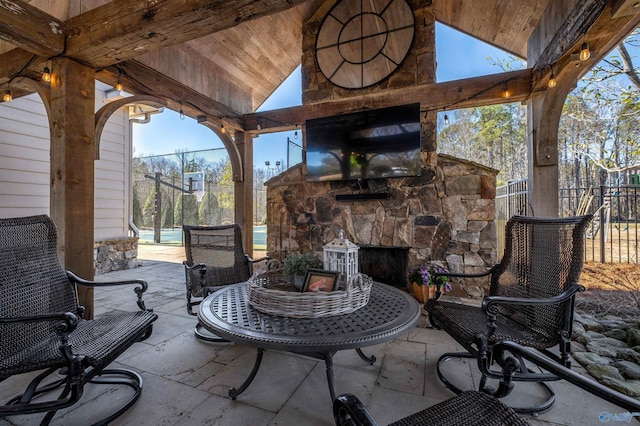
433,0,552,59
190,5,307,109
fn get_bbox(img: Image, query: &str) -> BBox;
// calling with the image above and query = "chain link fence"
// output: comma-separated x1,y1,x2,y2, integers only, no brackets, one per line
132,150,267,243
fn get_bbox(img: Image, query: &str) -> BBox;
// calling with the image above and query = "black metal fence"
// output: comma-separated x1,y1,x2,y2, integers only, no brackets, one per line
496,181,639,263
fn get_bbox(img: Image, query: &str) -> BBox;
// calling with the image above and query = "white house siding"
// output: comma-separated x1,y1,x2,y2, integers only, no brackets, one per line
0,87,131,242
0,95,50,219
94,89,130,241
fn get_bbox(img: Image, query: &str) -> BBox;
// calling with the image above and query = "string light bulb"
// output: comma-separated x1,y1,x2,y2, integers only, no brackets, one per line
502,88,511,98
256,120,262,130
548,72,557,88
220,123,226,133
42,66,51,83
115,79,123,91
444,112,449,125
3,90,12,103
179,103,185,120
580,42,591,61
294,125,298,139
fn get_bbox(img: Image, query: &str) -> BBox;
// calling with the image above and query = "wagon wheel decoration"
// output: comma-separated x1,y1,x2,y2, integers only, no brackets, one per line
315,0,415,89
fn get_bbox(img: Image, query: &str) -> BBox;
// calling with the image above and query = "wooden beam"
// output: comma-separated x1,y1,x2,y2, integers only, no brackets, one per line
0,48,44,83
611,0,640,19
65,0,309,68
530,0,608,72
0,0,65,57
96,61,244,128
532,0,640,90
245,69,533,132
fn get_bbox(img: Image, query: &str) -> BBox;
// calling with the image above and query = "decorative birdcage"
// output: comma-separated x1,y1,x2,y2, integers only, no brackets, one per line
323,230,359,285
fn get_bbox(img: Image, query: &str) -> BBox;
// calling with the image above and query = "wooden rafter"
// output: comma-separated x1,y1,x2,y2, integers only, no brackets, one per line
531,0,608,72
65,0,309,68
0,0,64,57
96,61,244,128
245,69,533,132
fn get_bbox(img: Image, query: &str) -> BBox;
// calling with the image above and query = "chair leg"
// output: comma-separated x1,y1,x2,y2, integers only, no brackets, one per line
2,368,144,426
194,322,230,343
435,351,557,415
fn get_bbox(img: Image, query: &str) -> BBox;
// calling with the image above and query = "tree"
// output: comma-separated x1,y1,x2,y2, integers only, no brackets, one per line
142,187,173,228
132,183,143,228
437,103,527,184
174,193,199,226
199,191,221,225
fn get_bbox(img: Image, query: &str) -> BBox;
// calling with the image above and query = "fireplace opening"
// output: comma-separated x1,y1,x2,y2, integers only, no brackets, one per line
358,246,409,287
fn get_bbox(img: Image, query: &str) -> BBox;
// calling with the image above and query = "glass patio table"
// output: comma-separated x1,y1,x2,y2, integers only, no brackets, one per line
197,281,420,401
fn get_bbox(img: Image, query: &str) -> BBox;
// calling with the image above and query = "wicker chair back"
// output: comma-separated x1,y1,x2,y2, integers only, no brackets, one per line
490,215,590,343
0,216,77,367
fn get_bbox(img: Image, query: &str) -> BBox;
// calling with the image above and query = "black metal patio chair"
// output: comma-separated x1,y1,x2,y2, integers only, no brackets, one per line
425,215,592,414
0,215,157,425
183,224,268,342
333,340,640,426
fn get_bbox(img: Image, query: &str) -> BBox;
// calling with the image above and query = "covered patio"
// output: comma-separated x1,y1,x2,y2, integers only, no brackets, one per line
1,0,639,314
0,246,625,425
1,1,640,424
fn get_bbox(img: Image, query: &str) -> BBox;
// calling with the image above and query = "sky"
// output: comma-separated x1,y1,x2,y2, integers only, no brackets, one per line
131,24,520,170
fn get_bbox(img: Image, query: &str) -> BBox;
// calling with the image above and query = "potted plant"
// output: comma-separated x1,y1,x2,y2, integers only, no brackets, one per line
407,264,451,303
283,252,323,289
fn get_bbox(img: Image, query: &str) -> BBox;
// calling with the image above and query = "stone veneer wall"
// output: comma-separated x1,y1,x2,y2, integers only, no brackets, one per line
94,237,139,275
264,154,498,296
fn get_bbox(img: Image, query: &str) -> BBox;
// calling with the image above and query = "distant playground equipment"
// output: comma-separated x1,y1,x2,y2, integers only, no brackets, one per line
578,184,639,241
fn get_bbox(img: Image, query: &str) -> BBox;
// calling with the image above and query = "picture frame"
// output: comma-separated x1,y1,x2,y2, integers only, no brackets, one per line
301,269,340,293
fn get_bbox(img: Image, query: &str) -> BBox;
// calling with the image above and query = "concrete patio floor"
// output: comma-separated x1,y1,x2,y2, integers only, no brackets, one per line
0,244,628,425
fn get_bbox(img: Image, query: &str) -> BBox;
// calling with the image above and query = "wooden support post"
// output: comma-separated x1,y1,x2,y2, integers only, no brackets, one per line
526,91,565,217
49,58,96,318
235,131,254,255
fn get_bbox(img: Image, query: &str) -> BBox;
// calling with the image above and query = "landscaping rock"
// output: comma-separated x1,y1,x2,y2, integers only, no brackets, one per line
586,363,624,381
628,329,640,347
587,340,621,358
586,330,606,340
597,336,629,348
572,351,609,366
599,377,640,397
604,329,627,342
612,360,640,380
616,348,640,364
574,313,604,332
574,306,640,398
599,319,630,331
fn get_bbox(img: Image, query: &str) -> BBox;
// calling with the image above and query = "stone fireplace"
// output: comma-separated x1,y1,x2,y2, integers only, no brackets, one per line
264,154,498,296
262,0,498,297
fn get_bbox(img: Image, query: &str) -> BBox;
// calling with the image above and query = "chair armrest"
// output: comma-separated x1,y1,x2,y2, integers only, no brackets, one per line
433,264,498,281
493,341,640,413
333,393,379,426
66,271,151,311
481,284,585,314
429,265,498,300
245,254,269,264
0,311,78,329
183,261,207,272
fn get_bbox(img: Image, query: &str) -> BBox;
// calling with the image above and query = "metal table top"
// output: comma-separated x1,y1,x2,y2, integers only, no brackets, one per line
198,282,421,353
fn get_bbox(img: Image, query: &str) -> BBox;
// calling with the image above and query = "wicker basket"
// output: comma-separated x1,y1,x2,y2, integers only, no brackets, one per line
248,270,373,318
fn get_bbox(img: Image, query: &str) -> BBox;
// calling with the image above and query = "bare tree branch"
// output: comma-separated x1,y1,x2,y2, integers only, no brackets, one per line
617,43,640,89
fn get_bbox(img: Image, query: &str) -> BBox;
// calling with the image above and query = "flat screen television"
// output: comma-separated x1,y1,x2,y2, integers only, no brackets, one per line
305,103,421,182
